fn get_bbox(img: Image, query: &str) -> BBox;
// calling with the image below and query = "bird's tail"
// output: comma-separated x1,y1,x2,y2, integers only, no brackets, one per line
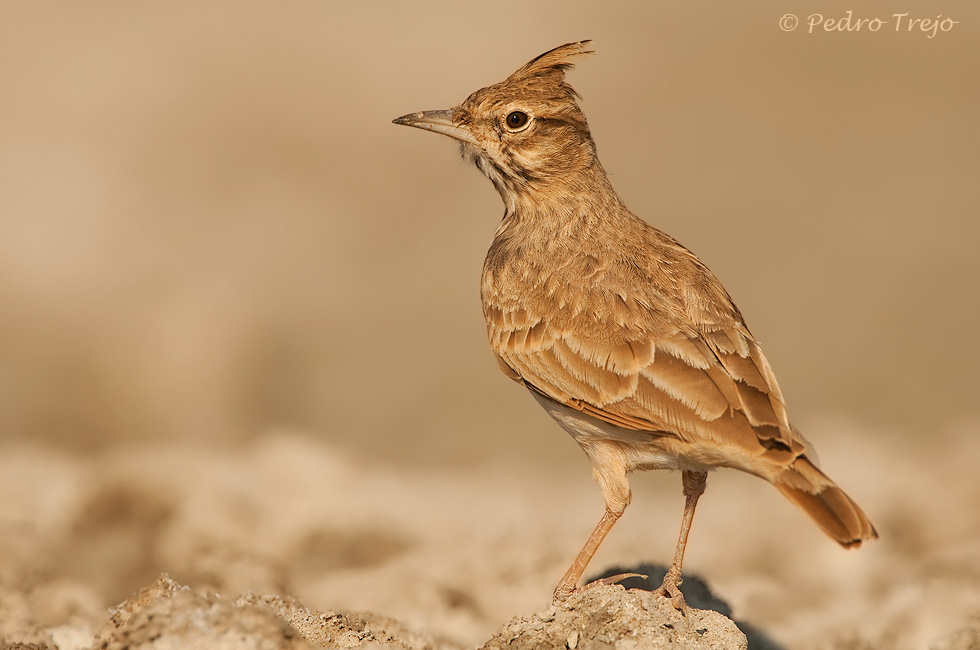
774,456,878,547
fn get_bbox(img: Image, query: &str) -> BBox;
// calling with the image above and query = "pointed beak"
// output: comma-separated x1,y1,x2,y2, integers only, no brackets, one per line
392,110,478,146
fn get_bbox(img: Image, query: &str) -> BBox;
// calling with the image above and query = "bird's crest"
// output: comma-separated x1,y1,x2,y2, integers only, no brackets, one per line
510,41,594,80
505,41,594,97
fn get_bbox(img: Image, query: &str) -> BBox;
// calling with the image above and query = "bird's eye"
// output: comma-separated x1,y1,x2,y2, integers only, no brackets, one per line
505,111,529,130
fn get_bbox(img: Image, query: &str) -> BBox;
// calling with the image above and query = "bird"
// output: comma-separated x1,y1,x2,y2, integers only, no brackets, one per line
393,41,877,611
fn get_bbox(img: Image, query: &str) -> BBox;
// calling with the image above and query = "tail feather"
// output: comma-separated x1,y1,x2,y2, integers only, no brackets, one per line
775,456,878,547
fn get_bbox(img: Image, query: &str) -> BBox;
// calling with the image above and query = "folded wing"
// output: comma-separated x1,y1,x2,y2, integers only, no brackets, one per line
486,299,808,471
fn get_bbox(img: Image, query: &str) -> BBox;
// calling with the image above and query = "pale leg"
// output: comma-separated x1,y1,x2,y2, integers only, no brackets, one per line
553,506,638,603
659,470,708,612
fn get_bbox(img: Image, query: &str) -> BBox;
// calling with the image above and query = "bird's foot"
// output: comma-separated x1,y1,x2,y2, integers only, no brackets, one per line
656,567,688,613
552,572,647,605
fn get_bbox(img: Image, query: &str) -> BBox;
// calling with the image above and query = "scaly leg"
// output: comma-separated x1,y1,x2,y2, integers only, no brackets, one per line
659,470,708,612
552,506,632,604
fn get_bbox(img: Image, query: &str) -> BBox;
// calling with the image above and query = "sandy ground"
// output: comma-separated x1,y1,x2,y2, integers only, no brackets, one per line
2,424,979,649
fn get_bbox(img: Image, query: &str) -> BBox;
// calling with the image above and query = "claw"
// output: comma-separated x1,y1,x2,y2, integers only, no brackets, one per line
657,567,688,613
594,572,648,587
658,582,688,612
553,572,648,605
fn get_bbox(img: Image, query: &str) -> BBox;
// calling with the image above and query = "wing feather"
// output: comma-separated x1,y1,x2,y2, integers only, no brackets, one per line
488,303,803,462
551,338,638,403
640,345,729,420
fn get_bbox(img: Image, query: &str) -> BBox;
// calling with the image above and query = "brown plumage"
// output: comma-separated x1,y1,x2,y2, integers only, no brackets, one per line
394,41,877,610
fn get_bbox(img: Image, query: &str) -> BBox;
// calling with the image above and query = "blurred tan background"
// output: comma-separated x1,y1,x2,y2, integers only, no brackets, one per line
3,2,980,648
1,0,977,463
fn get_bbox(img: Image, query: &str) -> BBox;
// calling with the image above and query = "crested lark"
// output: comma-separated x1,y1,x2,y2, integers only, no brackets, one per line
393,41,877,610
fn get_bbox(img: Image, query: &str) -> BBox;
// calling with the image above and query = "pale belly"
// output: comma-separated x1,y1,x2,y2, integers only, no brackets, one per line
530,392,720,475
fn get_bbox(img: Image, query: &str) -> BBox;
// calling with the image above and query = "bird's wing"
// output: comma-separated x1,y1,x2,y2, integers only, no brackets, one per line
487,302,806,460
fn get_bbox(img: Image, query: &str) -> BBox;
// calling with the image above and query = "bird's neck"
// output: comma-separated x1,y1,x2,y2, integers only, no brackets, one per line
494,161,632,250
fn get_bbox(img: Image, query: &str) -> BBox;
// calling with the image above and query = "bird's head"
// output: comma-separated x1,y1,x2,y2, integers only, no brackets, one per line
394,41,597,203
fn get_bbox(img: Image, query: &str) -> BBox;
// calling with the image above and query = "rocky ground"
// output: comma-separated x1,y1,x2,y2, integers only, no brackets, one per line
8,574,749,650
1,427,979,649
